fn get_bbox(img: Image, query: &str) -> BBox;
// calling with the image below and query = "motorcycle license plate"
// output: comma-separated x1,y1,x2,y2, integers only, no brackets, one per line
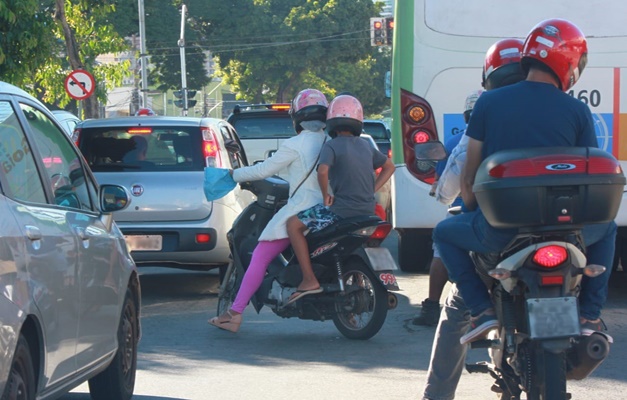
527,297,580,339
364,247,398,271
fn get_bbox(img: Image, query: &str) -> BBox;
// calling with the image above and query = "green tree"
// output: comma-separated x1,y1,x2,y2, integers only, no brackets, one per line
191,0,378,104
0,0,56,85
0,0,130,118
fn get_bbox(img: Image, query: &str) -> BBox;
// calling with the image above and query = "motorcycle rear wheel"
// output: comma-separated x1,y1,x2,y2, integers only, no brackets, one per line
527,346,567,400
217,261,239,317
332,259,388,340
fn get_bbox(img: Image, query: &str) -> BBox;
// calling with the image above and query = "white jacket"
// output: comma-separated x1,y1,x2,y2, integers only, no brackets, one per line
435,134,469,205
232,130,328,241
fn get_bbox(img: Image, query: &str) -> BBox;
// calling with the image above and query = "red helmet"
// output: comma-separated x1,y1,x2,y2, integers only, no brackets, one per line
326,95,363,137
482,38,524,89
289,89,328,130
521,18,588,91
135,108,156,116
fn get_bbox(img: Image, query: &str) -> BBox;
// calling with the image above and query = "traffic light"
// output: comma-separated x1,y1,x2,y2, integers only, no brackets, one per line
187,90,197,108
173,89,198,109
173,90,184,108
386,17,394,45
370,17,386,46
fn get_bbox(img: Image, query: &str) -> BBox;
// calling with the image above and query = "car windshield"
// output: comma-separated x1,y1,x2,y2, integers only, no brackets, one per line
363,122,388,140
79,126,203,172
230,116,295,139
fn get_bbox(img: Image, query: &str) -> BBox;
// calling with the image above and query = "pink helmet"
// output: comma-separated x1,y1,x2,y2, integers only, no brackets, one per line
290,89,328,130
326,95,363,137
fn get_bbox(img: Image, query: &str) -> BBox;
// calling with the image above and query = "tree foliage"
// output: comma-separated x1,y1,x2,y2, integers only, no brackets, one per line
188,0,385,109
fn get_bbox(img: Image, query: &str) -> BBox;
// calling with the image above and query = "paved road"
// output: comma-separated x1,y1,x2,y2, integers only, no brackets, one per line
65,232,627,400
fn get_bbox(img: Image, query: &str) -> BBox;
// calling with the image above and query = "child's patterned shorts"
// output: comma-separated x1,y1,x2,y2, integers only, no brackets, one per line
296,204,341,233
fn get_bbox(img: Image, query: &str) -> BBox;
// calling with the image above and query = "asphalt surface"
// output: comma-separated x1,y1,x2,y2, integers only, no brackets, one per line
64,231,627,400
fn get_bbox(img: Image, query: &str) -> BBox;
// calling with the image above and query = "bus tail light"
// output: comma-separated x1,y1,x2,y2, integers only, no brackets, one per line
400,89,438,184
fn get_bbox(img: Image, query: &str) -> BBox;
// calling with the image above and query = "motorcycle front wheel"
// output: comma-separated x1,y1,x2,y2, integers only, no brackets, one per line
332,259,388,340
216,261,239,317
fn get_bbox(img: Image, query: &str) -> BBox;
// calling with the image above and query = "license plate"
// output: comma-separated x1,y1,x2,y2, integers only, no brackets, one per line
364,247,398,271
527,297,580,339
125,235,162,251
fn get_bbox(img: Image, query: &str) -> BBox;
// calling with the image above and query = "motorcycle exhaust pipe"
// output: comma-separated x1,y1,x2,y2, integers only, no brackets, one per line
387,293,398,310
566,333,610,380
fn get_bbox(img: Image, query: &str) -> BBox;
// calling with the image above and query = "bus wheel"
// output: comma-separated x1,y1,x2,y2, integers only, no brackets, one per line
397,229,432,273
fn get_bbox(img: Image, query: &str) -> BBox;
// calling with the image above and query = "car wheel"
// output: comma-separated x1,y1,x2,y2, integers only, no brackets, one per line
1,335,36,400
88,288,138,400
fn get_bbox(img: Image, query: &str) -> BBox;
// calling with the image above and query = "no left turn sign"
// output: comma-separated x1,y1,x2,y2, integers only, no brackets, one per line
64,69,96,100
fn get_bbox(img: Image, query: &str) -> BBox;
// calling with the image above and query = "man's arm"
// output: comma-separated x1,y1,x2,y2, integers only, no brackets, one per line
375,158,395,192
460,137,483,211
317,164,332,206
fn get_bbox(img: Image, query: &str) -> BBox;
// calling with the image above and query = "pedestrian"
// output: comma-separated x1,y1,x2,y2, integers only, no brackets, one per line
422,37,525,400
413,89,483,327
285,94,395,303
208,88,329,333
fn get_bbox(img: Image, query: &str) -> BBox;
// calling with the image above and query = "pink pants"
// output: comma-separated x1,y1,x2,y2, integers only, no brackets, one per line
231,238,290,313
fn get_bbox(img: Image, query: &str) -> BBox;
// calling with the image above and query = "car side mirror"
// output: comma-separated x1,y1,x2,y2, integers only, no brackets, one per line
224,139,241,153
414,141,447,161
100,184,131,213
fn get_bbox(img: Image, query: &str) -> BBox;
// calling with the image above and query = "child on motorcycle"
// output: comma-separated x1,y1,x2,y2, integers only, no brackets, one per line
285,94,395,304
208,88,330,333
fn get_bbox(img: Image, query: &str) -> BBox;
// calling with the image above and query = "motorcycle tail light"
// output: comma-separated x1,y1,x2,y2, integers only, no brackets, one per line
540,275,564,286
532,245,568,268
370,223,392,240
352,226,377,237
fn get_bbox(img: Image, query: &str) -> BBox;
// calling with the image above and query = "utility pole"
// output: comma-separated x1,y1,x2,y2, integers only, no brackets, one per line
138,0,149,108
178,4,188,116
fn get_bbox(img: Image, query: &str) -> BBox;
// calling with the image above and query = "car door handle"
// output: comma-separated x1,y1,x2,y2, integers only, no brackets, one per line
25,225,42,241
75,227,89,240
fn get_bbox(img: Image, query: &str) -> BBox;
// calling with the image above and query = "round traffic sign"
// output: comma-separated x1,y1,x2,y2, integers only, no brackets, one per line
64,69,96,100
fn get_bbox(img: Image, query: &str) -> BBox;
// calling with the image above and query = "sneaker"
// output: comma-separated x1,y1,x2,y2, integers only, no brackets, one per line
412,299,441,326
460,308,499,345
581,318,613,343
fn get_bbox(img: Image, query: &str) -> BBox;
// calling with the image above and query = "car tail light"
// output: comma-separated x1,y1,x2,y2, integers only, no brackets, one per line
532,245,568,268
271,104,291,111
401,89,438,183
72,127,81,146
127,127,153,135
196,233,211,243
201,126,223,168
387,148,392,158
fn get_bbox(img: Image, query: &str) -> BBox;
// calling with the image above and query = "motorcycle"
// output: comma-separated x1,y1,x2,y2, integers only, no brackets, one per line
415,142,625,399
216,176,400,340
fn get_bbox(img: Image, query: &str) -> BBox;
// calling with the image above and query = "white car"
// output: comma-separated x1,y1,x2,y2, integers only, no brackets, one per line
0,81,141,400
75,116,254,274
51,109,81,136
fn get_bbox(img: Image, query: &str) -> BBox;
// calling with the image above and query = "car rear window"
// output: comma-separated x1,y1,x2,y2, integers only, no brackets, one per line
363,122,388,140
230,115,295,139
78,126,203,172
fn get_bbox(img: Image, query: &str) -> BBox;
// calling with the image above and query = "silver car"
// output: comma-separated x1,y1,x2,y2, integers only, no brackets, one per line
0,81,141,399
51,109,81,137
75,116,253,273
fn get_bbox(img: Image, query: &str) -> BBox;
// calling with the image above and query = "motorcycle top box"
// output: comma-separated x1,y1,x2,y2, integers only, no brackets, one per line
473,147,626,228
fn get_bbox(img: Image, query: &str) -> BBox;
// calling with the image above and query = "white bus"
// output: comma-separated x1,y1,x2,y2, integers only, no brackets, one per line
390,0,627,272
